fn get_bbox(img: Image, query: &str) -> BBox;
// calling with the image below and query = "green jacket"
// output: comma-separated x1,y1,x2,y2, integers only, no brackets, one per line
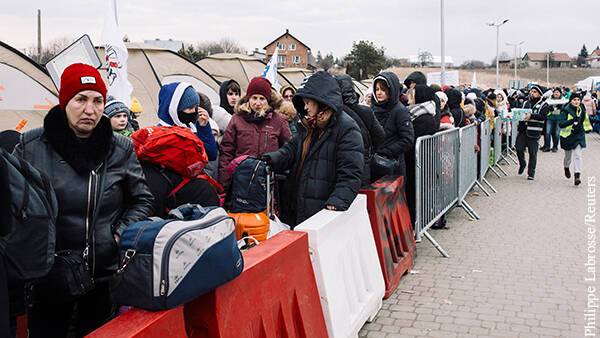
559,103,592,150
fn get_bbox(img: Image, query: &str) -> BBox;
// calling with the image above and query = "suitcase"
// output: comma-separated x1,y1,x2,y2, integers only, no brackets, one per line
228,165,275,242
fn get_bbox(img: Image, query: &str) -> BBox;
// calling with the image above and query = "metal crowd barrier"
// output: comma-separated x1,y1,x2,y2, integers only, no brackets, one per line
477,119,497,194
414,128,459,257
490,116,508,177
457,124,481,220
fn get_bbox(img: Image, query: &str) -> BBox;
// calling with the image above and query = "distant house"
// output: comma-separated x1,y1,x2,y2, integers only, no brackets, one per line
587,47,600,68
263,29,316,70
522,52,571,69
143,38,184,52
498,59,512,69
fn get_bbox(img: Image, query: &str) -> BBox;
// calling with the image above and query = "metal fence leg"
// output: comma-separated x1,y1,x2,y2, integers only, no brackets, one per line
474,181,491,197
459,200,480,220
495,163,509,176
489,166,502,178
422,231,449,258
481,177,497,193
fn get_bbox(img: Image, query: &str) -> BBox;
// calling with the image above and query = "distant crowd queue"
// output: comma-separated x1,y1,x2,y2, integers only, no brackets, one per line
0,63,597,337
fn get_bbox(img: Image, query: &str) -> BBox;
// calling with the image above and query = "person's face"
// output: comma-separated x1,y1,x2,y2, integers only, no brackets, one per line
552,90,561,99
530,90,540,100
227,89,240,106
110,112,128,131
249,94,268,113
365,93,372,105
303,98,319,117
375,82,389,103
282,89,294,102
65,90,105,138
571,97,581,107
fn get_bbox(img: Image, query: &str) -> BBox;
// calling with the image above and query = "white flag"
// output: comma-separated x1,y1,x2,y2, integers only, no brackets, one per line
101,0,132,105
262,48,280,90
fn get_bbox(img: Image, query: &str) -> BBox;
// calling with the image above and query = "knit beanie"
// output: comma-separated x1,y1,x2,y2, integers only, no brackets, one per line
529,85,543,96
59,63,107,110
247,77,272,102
130,97,143,114
104,96,131,118
569,91,582,101
177,86,200,112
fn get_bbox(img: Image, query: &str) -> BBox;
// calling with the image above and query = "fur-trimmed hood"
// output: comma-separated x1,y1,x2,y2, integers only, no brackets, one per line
234,89,283,118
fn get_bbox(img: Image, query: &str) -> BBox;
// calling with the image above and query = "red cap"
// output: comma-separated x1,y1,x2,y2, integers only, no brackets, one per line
59,63,107,109
246,77,272,103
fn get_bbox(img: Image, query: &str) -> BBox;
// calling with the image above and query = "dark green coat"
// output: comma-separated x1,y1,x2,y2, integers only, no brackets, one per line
559,103,592,150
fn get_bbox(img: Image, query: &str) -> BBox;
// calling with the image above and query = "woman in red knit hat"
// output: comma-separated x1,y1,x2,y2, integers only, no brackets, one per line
13,63,153,337
218,77,291,187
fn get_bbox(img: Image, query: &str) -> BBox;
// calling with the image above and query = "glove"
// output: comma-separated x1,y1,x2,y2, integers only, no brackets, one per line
260,154,272,165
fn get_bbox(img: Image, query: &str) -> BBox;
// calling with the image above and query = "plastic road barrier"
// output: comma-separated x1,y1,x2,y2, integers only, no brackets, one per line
295,194,385,338
86,307,186,338
360,175,416,299
184,231,328,338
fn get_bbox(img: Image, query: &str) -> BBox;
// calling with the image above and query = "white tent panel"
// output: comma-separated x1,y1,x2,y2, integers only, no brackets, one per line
0,63,57,111
162,75,220,105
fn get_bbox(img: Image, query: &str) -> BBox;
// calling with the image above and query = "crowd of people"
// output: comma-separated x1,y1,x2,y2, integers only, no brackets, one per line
0,63,598,337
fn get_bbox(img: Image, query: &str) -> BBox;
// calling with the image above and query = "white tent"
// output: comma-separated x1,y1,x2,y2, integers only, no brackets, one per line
197,53,296,94
96,43,221,127
575,76,600,91
0,41,58,131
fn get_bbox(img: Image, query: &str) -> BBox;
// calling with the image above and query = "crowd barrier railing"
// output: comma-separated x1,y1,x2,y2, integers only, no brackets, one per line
414,128,459,257
458,124,481,220
477,119,497,194
490,116,508,177
86,307,187,338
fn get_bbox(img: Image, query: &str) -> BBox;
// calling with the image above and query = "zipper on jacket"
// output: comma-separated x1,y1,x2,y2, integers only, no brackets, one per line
85,166,101,275
159,215,231,298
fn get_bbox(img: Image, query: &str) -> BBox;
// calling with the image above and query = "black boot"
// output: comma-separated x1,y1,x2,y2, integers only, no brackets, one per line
575,173,581,186
564,167,571,179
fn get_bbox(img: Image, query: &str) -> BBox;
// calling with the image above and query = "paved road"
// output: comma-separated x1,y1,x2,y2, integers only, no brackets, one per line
360,133,600,338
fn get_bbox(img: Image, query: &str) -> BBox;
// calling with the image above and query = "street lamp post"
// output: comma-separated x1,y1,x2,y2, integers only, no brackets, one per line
487,19,509,89
547,50,552,87
506,41,525,81
440,0,446,85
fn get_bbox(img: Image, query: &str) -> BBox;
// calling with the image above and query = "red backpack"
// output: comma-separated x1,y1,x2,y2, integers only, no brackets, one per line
132,126,208,177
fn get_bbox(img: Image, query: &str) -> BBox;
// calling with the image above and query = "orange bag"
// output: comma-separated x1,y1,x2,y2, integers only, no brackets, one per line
228,212,270,242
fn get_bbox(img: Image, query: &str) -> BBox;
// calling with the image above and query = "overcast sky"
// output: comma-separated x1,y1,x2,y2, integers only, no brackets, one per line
1,0,599,64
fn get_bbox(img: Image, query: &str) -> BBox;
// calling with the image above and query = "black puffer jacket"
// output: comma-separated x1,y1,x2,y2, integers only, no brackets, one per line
266,71,364,227
445,88,466,127
372,72,415,176
14,106,154,275
335,74,385,185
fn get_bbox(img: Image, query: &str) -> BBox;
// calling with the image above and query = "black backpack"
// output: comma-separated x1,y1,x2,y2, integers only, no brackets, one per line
0,148,58,281
227,157,268,213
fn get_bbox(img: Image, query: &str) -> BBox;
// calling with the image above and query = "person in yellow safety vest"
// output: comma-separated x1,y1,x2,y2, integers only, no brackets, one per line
559,92,592,186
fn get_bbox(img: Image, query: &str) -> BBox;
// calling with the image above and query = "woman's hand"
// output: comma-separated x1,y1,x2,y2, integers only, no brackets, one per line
198,108,210,127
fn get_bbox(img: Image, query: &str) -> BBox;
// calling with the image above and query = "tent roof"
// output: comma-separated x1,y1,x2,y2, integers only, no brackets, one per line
96,45,221,127
0,41,58,95
0,41,58,132
277,68,311,87
197,53,295,93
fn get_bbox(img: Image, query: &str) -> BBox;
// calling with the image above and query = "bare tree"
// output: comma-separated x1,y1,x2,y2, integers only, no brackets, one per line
179,38,247,62
417,51,433,67
26,36,74,64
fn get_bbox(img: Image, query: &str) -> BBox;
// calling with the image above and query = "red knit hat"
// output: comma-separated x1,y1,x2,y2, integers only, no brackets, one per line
246,77,272,102
59,63,107,109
